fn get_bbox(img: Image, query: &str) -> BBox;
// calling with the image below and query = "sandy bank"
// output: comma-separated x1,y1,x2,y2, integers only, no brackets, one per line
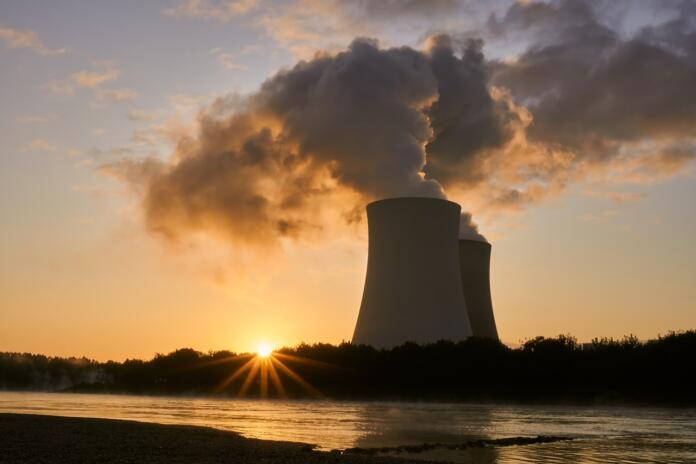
0,413,432,463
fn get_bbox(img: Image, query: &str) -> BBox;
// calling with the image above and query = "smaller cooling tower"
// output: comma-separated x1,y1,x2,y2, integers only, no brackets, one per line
458,239,499,339
352,197,473,348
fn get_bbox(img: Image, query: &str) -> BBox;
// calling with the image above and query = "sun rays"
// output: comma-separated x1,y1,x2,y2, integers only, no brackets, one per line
213,347,325,399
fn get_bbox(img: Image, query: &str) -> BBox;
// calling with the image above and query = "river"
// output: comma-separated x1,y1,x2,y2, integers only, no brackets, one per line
1,391,694,463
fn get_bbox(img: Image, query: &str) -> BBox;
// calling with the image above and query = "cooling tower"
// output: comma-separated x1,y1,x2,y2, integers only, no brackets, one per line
352,197,473,348
458,239,499,339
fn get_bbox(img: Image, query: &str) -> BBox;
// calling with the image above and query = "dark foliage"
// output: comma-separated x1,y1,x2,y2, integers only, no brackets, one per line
1,331,694,404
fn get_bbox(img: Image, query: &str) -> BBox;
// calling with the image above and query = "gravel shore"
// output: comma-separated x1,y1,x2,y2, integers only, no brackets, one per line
0,413,433,464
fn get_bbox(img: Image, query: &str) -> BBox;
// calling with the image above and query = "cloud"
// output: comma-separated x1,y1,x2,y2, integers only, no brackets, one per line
45,62,138,103
105,38,512,245
22,139,57,152
87,146,135,160
108,1,696,250
71,69,120,88
633,147,696,178
490,0,696,167
209,44,262,70
167,93,212,113
607,144,696,184
582,190,646,204
256,0,476,58
209,48,246,70
164,0,259,22
44,63,118,97
422,35,517,188
414,0,696,213
0,25,68,55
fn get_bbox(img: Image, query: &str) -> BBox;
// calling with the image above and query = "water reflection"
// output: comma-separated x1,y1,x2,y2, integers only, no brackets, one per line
351,402,499,463
1,392,695,463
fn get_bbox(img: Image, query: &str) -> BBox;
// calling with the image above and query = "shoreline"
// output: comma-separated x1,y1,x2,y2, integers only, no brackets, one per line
3,409,695,463
0,412,577,464
3,388,695,409
0,413,426,463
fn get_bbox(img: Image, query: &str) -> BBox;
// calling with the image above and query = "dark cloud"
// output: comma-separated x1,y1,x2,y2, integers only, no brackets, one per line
424,35,518,188
108,38,506,245
490,0,696,164
111,0,696,248
253,38,445,200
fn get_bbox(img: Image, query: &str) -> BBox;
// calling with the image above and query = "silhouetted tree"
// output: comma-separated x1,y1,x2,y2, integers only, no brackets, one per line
1,331,694,404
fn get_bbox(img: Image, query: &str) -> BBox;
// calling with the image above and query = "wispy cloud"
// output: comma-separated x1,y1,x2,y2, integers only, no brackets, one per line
86,146,135,159
22,138,57,152
164,0,259,22
582,190,646,204
167,93,211,114
209,44,261,70
256,0,468,58
43,61,138,104
0,25,68,55
71,69,120,88
210,50,247,70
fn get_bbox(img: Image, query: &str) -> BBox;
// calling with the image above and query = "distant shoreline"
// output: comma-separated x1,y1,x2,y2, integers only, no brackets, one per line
2,388,693,408
2,331,695,405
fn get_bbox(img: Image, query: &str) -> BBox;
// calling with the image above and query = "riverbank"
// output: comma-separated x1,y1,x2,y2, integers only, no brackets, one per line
0,413,426,464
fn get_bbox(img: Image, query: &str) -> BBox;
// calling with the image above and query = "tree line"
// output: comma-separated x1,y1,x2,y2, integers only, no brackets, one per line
1,331,694,404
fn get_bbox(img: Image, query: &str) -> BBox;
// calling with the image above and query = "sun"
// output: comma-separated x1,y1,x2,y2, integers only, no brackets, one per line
256,343,273,358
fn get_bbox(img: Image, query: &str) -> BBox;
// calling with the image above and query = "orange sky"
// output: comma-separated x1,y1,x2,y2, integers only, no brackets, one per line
1,1,695,360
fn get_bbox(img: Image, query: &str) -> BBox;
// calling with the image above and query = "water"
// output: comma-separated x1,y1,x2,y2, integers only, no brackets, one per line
1,391,695,463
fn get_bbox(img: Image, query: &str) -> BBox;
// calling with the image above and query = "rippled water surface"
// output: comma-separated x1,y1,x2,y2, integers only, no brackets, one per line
1,392,694,463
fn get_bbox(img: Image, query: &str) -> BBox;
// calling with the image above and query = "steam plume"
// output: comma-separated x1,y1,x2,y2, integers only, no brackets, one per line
108,38,506,244
106,1,696,247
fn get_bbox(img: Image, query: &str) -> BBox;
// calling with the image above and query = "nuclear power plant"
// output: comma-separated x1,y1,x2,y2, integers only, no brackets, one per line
352,197,498,348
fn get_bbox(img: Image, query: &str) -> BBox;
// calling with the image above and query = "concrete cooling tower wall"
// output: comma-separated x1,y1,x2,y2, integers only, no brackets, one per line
352,197,473,348
458,239,499,340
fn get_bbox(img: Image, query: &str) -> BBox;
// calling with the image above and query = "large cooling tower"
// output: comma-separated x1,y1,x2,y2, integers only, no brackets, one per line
352,197,473,348
458,239,499,339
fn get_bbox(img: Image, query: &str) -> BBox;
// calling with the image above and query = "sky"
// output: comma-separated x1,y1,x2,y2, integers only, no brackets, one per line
1,0,695,361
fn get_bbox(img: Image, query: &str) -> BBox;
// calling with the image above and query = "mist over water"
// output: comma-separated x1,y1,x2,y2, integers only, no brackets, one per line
2,392,695,463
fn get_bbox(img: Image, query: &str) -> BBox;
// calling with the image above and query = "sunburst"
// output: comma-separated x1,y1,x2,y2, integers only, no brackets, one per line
213,344,327,399
256,343,273,358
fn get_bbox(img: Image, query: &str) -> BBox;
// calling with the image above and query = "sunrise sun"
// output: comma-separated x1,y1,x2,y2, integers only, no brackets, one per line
256,343,273,358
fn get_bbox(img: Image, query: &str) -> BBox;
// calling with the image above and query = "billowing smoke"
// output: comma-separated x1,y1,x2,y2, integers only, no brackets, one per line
108,37,507,245
107,0,696,248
